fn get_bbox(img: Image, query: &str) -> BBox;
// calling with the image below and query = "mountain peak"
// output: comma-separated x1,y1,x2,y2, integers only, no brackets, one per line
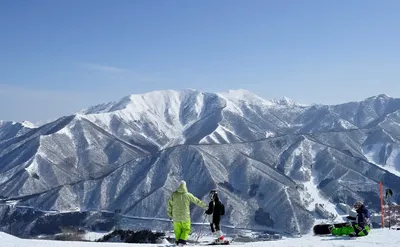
366,94,392,101
218,89,276,107
273,96,294,105
21,121,35,128
377,93,390,98
223,89,256,97
271,96,307,107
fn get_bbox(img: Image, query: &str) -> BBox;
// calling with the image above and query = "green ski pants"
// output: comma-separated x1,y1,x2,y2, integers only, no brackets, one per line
173,221,191,242
332,223,370,236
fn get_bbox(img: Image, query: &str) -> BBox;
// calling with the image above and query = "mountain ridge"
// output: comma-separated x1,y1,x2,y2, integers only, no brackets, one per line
0,89,399,237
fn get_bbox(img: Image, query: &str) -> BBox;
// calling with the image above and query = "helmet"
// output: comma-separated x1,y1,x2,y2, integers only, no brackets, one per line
209,190,217,200
354,201,363,209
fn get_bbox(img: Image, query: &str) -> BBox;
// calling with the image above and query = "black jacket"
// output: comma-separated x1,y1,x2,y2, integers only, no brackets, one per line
205,199,225,222
347,205,370,228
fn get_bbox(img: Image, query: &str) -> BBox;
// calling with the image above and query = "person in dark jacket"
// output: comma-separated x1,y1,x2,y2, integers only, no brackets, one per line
205,190,225,243
330,201,371,237
346,201,371,237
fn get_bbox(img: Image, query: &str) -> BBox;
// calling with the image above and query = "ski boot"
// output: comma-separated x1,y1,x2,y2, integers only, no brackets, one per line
215,235,225,243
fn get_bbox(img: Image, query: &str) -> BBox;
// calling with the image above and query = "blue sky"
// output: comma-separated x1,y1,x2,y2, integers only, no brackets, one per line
1,0,400,123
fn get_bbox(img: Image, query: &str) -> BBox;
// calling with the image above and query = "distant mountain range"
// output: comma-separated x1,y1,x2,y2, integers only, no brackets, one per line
0,89,399,236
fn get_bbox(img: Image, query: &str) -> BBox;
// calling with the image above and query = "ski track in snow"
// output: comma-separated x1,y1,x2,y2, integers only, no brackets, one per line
1,228,400,247
284,187,300,234
303,179,341,220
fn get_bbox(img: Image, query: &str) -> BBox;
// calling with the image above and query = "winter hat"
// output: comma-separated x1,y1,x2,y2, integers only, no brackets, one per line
177,180,186,189
209,190,217,200
354,201,363,209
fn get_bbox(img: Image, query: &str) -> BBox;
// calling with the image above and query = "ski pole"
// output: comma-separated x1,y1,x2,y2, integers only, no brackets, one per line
195,214,207,243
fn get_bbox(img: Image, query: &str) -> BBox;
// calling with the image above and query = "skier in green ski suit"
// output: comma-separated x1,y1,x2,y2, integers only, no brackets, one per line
167,180,207,245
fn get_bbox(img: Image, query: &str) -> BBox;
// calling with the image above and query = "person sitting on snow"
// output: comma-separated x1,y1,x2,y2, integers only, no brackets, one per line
330,201,371,237
167,180,207,246
205,190,225,243
347,201,371,236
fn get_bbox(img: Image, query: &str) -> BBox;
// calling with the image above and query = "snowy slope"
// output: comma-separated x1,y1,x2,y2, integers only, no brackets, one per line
1,229,400,247
1,89,400,237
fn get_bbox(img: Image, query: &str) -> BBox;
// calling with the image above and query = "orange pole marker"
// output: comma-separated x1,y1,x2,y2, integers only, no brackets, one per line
380,181,384,228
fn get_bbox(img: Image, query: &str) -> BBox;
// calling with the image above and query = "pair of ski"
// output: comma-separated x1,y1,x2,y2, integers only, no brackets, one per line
194,240,230,245
186,240,230,245
206,240,230,245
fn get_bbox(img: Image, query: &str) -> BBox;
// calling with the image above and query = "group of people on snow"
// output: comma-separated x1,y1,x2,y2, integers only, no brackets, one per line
167,180,372,246
167,180,225,246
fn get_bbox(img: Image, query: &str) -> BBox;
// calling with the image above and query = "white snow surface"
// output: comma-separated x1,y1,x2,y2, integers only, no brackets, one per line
82,231,111,241
302,179,340,217
1,229,400,247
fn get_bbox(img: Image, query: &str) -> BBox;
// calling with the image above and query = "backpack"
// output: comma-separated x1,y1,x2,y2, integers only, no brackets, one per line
220,201,225,216
363,207,371,219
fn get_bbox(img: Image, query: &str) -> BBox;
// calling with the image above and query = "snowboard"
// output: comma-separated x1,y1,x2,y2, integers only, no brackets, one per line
313,222,349,235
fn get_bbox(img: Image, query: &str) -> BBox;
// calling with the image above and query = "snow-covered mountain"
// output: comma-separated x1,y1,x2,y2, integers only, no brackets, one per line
0,120,35,141
1,89,400,237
